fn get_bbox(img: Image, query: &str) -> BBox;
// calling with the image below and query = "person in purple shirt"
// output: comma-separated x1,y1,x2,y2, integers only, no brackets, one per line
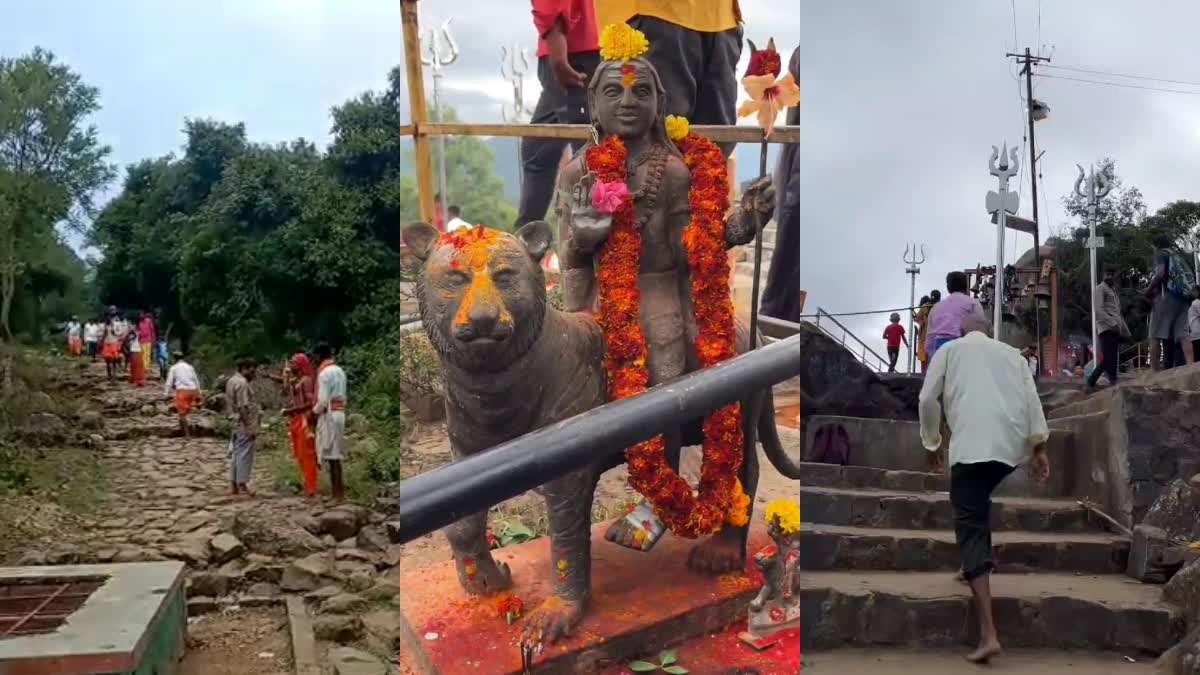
924,271,987,364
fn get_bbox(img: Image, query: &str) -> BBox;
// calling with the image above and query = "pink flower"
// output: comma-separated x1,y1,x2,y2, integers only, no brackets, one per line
590,180,630,215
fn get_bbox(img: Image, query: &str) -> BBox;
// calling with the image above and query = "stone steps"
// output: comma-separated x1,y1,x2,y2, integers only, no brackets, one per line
800,571,1183,653
801,524,1129,574
800,647,1160,672
802,486,1103,532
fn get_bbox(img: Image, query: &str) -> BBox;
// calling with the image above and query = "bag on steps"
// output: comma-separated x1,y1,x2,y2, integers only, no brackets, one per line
811,423,851,465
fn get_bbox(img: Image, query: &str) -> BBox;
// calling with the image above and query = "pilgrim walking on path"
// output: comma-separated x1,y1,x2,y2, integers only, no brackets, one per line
918,314,1050,664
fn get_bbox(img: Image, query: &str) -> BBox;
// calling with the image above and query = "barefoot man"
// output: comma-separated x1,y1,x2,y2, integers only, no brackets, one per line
313,343,347,502
918,314,1050,664
225,358,259,497
164,351,200,439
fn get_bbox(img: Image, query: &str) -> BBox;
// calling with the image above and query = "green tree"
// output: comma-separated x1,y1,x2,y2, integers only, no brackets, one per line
0,48,113,340
399,106,517,231
1049,158,1195,343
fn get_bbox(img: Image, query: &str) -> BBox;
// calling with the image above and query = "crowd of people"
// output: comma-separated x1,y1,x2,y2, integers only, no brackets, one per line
62,308,350,503
892,235,1200,390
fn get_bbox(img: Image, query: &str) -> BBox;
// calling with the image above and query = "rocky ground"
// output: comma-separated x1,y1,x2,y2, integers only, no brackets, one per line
5,359,398,675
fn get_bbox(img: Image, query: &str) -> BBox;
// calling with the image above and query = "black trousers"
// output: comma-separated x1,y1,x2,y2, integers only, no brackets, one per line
1087,329,1119,387
628,15,744,158
515,51,601,227
887,347,900,372
1193,339,1200,363
950,461,1015,581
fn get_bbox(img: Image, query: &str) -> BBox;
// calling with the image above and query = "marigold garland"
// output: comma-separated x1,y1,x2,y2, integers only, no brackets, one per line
585,126,748,538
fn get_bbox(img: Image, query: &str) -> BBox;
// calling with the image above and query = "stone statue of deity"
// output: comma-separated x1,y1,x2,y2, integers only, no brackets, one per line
555,35,781,554
744,503,801,641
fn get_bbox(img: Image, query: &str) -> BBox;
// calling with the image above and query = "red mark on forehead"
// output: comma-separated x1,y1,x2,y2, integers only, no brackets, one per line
620,63,636,87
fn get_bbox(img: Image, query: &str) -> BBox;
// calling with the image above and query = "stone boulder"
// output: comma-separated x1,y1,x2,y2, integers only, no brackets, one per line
232,508,325,558
21,412,68,443
209,533,245,564
1145,478,1200,543
281,552,337,592
320,592,369,615
314,615,364,643
331,647,387,675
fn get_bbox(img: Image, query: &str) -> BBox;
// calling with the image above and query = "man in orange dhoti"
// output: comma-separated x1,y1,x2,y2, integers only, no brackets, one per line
281,353,319,498
165,352,200,438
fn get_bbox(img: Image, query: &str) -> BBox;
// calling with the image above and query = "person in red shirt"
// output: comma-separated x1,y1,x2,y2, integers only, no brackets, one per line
515,0,600,228
883,312,908,373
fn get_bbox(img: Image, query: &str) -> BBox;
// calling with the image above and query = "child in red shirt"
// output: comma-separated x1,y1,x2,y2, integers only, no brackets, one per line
883,312,908,373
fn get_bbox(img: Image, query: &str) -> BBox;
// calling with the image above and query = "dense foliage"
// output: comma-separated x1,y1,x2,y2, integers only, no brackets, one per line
0,48,113,341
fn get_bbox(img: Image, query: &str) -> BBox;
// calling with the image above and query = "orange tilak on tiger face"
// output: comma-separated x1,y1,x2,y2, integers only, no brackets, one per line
426,227,539,348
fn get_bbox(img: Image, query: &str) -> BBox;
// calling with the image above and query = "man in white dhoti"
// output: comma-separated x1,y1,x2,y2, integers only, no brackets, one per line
313,343,348,502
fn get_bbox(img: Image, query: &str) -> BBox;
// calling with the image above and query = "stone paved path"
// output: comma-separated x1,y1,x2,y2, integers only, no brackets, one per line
10,360,398,675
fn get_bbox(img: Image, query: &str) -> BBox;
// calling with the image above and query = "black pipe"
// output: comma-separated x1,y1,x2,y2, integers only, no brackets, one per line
393,334,802,545
760,314,804,340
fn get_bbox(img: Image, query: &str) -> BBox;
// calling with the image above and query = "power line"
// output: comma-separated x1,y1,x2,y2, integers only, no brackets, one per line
1042,63,1200,88
1035,72,1200,96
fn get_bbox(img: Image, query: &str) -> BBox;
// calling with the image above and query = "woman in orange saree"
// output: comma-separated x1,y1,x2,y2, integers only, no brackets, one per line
282,353,319,497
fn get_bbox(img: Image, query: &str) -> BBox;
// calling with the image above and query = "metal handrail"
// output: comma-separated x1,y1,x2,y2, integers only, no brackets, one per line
393,334,802,544
812,307,890,373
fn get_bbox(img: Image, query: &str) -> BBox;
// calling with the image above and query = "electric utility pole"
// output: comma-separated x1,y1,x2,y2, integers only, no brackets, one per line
1008,47,1050,378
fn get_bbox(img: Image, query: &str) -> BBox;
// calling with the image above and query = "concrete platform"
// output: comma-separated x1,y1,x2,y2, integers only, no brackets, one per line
801,571,1182,653
801,486,1101,532
800,524,1129,573
399,521,769,674
0,561,187,675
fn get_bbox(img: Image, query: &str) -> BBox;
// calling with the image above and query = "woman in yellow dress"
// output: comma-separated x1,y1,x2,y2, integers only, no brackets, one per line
914,292,937,374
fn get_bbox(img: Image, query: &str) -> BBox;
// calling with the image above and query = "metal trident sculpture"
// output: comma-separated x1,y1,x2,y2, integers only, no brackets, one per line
421,16,459,225
1074,163,1112,357
500,44,536,190
903,244,926,373
500,45,535,123
986,144,1021,341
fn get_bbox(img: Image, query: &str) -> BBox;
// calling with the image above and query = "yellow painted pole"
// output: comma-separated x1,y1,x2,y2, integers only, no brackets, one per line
401,0,435,224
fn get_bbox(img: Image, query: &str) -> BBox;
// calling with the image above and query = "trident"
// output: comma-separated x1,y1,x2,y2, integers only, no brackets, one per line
421,16,459,225
904,243,926,373
986,144,1021,341
1074,163,1112,357
500,44,535,190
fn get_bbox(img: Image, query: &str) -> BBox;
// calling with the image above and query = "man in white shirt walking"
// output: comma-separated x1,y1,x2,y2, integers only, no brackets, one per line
164,352,201,439
918,315,1050,664
313,343,348,502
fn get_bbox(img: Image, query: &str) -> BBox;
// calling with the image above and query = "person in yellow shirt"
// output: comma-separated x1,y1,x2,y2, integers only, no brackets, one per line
595,1,744,156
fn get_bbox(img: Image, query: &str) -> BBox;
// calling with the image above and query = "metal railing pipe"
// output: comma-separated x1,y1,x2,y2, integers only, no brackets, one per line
392,334,801,545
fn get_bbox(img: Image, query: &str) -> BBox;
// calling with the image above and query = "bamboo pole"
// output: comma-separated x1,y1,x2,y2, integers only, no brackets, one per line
399,124,415,137
417,122,799,144
401,0,435,223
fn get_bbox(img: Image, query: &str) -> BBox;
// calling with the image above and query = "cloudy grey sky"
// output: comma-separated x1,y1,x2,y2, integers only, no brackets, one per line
802,1,1200,359
3,0,399,203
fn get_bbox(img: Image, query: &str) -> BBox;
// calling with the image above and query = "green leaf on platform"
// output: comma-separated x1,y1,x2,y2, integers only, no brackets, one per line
662,667,688,675
658,650,677,665
628,661,659,672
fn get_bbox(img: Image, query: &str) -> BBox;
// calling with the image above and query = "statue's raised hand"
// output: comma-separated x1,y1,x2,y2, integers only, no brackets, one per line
567,173,613,254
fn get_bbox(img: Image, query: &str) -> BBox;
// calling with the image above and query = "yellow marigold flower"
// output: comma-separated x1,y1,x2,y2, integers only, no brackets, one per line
599,23,649,62
764,498,800,534
665,115,690,142
556,559,569,571
726,478,751,526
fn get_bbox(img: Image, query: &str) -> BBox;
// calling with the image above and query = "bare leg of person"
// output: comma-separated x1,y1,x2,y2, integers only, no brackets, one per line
966,573,1002,663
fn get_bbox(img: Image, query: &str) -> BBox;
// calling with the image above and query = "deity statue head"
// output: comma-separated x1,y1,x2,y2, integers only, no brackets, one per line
588,58,671,147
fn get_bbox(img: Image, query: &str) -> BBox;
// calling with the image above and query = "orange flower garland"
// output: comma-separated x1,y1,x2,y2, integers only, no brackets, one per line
586,131,747,538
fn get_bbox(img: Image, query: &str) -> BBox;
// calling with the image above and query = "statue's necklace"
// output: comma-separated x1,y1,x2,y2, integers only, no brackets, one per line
625,144,669,231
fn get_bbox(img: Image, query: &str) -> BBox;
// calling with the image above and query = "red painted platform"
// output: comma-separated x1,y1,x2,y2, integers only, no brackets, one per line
600,621,800,675
399,521,770,674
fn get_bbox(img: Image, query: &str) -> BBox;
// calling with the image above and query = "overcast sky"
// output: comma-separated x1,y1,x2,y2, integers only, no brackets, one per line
801,0,1200,357
2,0,399,201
